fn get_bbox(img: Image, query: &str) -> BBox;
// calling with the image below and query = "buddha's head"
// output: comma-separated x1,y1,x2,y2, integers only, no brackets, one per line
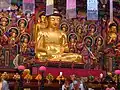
89,24,96,33
19,20,26,28
9,27,18,38
24,38,28,43
20,33,30,43
38,11,48,28
48,10,62,29
61,24,68,32
109,23,117,33
70,38,75,43
18,18,28,28
96,36,103,46
0,17,9,26
76,26,82,34
84,36,92,47
12,32,16,38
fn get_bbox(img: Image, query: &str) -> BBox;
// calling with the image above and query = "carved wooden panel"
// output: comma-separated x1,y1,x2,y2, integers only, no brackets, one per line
4,49,10,67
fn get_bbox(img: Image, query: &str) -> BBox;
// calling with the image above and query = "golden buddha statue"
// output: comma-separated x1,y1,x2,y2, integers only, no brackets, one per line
35,10,84,64
107,23,117,44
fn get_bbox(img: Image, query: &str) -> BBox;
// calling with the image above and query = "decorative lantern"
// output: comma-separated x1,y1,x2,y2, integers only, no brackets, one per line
18,65,25,71
115,70,120,75
39,66,46,72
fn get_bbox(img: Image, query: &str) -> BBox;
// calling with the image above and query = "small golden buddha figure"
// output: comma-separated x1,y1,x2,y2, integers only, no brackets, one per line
35,10,84,63
8,27,19,47
69,38,76,53
17,18,28,34
60,22,69,33
95,36,104,51
20,33,30,53
0,17,9,33
107,23,117,44
88,24,97,37
75,25,84,40
68,33,78,53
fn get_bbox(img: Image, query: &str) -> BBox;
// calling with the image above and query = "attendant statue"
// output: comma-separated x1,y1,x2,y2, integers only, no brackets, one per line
35,12,48,52
17,18,28,34
60,22,69,34
35,10,84,63
107,23,117,45
0,17,9,33
68,33,78,53
8,27,19,47
20,33,30,53
94,36,104,69
75,25,84,40
88,24,97,37
35,11,48,33
81,36,95,68
94,36,104,52
69,38,76,53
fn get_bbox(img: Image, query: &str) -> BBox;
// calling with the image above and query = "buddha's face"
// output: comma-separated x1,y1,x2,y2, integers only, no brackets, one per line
2,21,7,26
110,26,117,33
85,39,91,47
91,28,95,33
20,22,25,28
41,15,46,23
12,32,16,37
78,28,82,33
24,38,28,43
40,15,48,28
62,25,67,31
1,18,8,26
48,16,61,29
70,38,75,43
62,27,66,31
97,37,102,45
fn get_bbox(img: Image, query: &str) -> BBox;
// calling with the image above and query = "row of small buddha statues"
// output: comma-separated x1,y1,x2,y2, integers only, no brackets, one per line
0,16,32,53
